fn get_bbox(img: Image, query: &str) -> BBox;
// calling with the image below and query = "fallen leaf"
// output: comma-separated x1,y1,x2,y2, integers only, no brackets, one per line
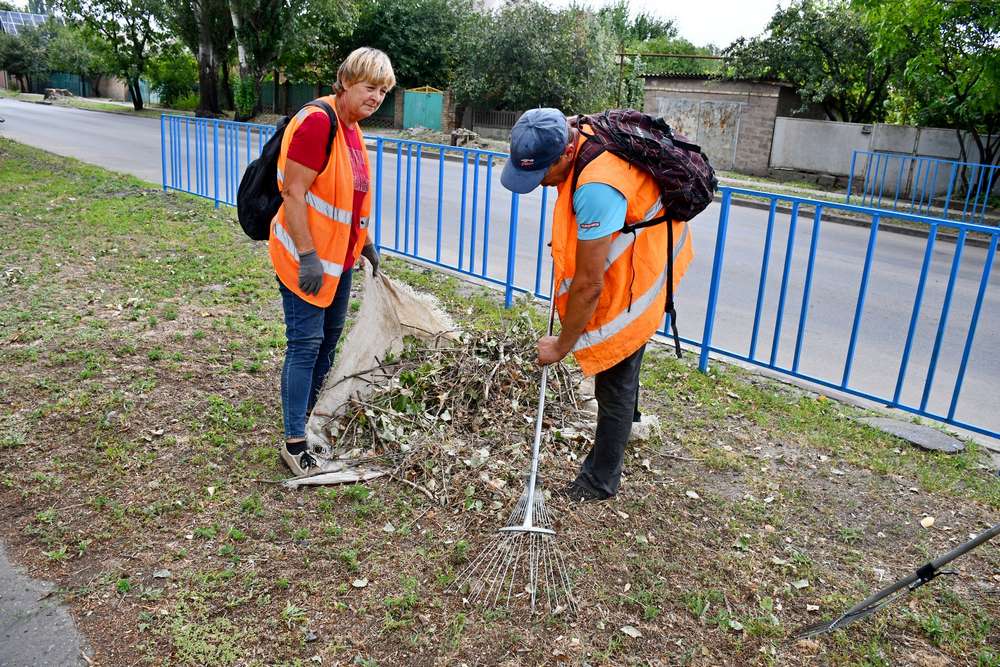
352,578,368,588
792,579,810,590
920,516,935,529
685,490,700,500
806,604,820,612
620,625,642,638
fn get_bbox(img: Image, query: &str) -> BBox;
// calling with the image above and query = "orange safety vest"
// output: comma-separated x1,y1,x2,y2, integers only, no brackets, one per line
269,95,371,307
551,140,694,376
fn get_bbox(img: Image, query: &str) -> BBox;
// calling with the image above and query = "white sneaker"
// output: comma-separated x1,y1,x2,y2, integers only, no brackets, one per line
629,414,661,443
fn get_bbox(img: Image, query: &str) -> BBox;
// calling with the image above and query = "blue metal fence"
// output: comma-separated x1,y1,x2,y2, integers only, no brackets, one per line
161,114,278,207
160,115,1000,440
701,188,999,440
847,150,998,225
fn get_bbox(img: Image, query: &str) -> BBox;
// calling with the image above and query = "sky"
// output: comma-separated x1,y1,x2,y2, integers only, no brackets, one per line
546,0,795,49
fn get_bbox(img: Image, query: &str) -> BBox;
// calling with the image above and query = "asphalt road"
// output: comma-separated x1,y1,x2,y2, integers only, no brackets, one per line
2,98,997,443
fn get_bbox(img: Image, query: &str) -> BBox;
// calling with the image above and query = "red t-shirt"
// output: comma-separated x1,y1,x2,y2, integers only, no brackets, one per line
286,112,368,267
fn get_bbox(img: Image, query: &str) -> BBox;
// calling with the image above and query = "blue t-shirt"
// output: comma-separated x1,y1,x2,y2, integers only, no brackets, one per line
573,183,627,240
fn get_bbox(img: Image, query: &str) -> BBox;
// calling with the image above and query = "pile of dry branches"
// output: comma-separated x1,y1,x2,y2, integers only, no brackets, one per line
317,314,594,507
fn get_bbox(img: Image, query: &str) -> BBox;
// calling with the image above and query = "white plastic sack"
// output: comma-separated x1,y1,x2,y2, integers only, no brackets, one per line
296,263,456,484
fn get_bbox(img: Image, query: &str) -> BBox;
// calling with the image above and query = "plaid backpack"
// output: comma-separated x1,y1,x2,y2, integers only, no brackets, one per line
569,109,718,357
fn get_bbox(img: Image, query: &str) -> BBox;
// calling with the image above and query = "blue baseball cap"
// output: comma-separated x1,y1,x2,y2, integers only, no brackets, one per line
501,108,569,194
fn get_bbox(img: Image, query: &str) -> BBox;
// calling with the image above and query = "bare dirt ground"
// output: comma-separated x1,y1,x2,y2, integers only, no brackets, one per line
1,138,998,666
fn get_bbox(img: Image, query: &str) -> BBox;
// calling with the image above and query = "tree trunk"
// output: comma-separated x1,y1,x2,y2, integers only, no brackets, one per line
228,0,249,78
195,6,222,118
129,78,144,111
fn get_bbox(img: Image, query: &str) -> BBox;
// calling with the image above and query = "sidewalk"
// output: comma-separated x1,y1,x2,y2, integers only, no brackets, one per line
0,543,90,666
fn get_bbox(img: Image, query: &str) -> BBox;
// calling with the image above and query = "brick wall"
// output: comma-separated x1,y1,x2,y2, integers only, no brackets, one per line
643,77,790,176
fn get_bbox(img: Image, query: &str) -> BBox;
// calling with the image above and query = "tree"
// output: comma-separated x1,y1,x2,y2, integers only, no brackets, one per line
724,0,902,122
46,22,105,95
158,0,233,116
348,0,474,89
228,0,300,120
58,0,164,110
597,0,676,48
858,0,1000,168
278,0,359,85
0,2,21,11
453,1,617,113
147,41,198,106
0,23,52,92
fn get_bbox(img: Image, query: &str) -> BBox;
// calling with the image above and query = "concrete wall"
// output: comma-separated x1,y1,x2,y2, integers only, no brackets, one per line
770,118,873,176
771,117,998,197
643,77,790,175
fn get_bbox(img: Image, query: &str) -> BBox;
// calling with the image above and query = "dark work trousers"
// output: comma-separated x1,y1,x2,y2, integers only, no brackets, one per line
575,344,646,497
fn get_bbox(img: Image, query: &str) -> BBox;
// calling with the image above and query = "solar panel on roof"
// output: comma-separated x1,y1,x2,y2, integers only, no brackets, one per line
0,11,49,36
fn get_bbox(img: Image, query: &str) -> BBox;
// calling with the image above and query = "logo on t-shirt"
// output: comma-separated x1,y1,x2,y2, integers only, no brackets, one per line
579,221,600,230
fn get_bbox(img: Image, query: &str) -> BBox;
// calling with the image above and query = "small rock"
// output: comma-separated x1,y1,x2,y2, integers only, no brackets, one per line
152,569,171,579
304,629,318,643
352,578,368,588
685,490,700,500
920,516,935,529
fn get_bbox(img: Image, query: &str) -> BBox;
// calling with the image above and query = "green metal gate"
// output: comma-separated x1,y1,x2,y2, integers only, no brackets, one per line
402,86,443,131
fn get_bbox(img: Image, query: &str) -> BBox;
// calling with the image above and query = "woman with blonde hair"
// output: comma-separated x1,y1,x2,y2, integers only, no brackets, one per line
269,47,395,475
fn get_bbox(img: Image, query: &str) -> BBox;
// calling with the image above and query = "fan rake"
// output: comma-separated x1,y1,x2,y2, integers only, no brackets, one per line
450,291,576,614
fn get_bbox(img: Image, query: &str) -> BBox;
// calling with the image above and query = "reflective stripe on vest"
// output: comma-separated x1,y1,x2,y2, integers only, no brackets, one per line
271,222,344,278
556,199,664,298
573,263,667,352
550,140,694,376
269,95,371,307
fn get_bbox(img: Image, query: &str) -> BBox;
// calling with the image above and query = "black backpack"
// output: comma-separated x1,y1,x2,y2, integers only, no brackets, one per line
570,109,718,357
236,99,338,241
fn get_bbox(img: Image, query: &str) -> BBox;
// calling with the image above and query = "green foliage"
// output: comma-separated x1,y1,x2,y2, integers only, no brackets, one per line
452,1,617,112
0,23,53,90
45,21,104,77
279,0,359,83
724,0,901,122
858,0,1000,165
349,0,473,89
148,42,197,107
597,0,676,47
57,0,165,109
232,74,256,119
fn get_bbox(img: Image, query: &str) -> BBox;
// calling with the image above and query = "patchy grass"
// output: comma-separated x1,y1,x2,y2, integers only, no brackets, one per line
1,137,998,666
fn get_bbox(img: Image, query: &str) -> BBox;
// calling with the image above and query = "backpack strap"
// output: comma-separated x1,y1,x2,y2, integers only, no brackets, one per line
569,115,608,209
570,114,683,358
301,98,339,158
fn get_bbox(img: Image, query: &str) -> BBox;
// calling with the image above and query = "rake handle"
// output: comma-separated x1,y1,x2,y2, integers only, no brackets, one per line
520,276,558,530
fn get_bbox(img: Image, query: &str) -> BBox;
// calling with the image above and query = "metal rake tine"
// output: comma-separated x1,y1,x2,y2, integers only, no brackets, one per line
472,535,513,600
487,535,519,606
504,535,524,607
456,532,507,595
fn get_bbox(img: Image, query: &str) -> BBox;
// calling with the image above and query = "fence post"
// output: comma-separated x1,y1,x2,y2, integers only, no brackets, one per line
504,192,520,308
846,150,857,204
374,137,383,249
699,189,732,373
160,115,167,192
212,120,220,208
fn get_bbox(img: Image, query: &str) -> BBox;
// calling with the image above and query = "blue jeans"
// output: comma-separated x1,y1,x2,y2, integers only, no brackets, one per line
278,270,353,439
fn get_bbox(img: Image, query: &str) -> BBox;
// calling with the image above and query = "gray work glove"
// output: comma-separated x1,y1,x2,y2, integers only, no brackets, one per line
361,243,380,276
298,250,324,295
